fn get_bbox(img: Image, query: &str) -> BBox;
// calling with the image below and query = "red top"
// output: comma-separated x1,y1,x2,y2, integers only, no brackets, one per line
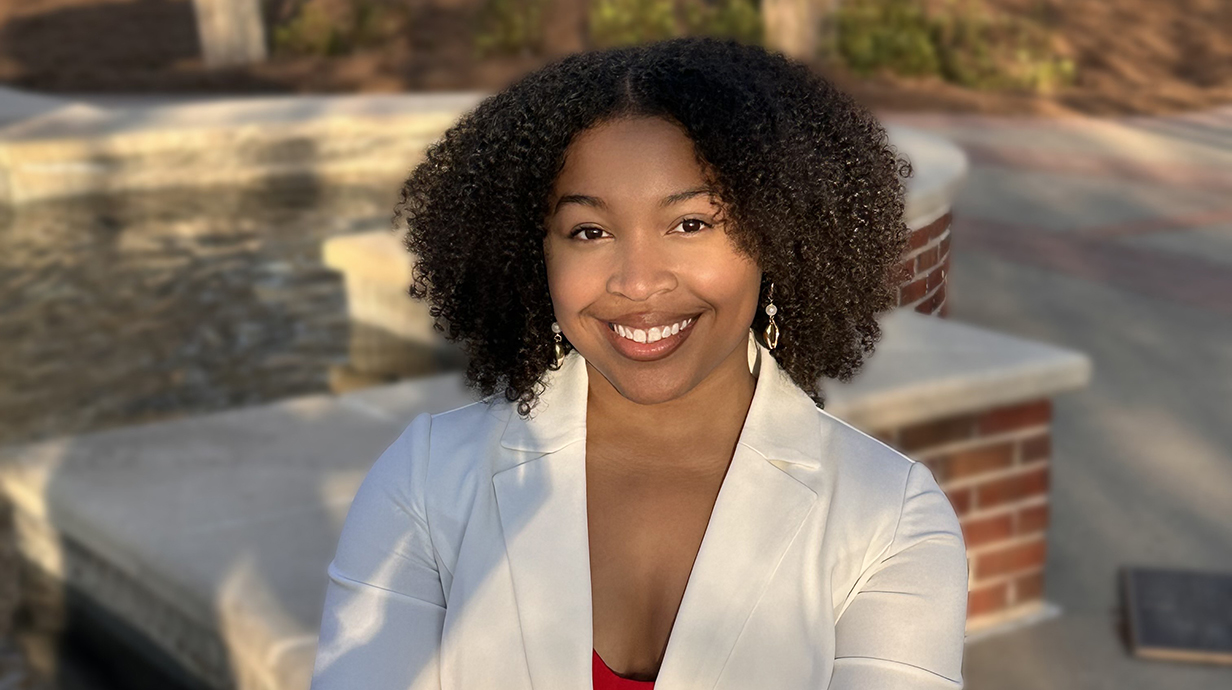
593,649,656,689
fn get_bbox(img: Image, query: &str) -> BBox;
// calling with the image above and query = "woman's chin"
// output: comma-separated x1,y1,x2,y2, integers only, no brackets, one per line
587,360,698,407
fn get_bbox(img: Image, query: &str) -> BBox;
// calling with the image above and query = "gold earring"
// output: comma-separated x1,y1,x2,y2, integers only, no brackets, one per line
763,282,779,350
551,321,565,369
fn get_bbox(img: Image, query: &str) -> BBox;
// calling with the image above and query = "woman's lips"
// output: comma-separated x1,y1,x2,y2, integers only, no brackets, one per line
602,315,699,362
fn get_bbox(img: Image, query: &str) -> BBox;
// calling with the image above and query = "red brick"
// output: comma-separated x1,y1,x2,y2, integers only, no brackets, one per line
968,581,1009,617
925,263,946,291
976,538,1047,579
927,213,953,241
1012,570,1045,603
899,276,927,304
908,226,930,251
936,442,1014,481
940,234,951,258
898,413,978,451
979,400,1051,435
976,466,1050,509
916,245,941,272
1017,503,1050,534
1021,433,1051,464
945,487,972,516
962,513,1014,548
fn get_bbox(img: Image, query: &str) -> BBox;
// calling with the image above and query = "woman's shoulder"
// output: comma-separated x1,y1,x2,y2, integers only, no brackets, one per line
792,407,964,579
801,406,955,528
376,395,516,483
424,394,516,446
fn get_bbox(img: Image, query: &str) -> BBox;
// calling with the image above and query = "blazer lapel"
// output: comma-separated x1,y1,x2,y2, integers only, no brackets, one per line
651,453,816,690
492,333,830,690
492,351,593,689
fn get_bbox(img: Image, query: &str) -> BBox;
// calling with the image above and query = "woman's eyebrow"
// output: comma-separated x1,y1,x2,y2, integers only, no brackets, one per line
553,187,713,214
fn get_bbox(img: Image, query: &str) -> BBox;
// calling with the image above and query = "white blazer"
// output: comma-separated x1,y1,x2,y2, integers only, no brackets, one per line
311,333,968,690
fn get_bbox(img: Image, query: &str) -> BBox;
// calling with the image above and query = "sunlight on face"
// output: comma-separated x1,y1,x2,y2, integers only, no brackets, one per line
543,116,762,405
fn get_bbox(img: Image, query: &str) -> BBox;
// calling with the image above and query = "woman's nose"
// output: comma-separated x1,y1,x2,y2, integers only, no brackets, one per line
606,234,677,301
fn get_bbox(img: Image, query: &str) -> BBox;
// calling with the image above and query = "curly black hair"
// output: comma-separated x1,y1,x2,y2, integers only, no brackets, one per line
395,36,912,418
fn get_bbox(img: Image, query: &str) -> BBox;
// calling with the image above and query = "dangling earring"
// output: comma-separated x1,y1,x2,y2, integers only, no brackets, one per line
763,282,779,350
550,321,565,369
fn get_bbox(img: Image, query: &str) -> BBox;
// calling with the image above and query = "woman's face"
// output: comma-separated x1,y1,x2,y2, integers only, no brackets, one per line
543,116,762,406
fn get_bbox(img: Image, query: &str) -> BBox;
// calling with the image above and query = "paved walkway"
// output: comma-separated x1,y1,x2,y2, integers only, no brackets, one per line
886,107,1232,688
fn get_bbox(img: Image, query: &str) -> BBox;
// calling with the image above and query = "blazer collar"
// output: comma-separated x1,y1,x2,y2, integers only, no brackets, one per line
498,330,823,469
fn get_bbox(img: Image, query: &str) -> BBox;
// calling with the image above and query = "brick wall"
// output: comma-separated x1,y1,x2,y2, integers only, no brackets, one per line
872,398,1053,630
897,212,952,317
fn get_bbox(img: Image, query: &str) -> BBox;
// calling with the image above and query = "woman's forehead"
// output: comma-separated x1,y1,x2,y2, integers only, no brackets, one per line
551,117,712,208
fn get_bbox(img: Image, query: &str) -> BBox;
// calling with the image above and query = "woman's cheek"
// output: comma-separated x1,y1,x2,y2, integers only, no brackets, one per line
548,252,606,320
684,246,760,313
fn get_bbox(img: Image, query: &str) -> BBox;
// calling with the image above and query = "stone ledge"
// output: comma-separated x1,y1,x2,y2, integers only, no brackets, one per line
824,307,1092,430
0,91,490,141
0,374,480,690
0,87,104,129
884,124,969,229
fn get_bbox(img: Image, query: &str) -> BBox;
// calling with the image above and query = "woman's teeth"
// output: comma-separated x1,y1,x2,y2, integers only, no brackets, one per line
609,317,694,343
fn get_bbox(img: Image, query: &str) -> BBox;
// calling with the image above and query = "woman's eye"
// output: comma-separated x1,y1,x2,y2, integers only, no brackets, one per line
675,218,712,234
568,219,710,241
569,226,608,241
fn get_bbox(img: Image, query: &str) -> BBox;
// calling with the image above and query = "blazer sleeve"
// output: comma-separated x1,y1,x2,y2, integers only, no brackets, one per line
311,411,447,690
829,460,969,689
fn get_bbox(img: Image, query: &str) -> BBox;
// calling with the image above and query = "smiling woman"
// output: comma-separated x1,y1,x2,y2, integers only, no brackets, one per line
311,37,968,690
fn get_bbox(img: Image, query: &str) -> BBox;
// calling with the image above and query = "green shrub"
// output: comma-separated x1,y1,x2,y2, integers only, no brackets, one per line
474,0,547,58
272,0,398,57
834,0,939,77
834,0,1075,92
476,0,762,56
588,0,678,48
682,0,763,47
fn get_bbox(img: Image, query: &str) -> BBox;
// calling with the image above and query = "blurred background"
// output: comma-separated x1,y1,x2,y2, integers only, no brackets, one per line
0,1,1229,688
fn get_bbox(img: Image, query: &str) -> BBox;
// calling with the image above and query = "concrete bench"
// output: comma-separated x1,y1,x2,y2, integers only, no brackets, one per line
0,307,1089,690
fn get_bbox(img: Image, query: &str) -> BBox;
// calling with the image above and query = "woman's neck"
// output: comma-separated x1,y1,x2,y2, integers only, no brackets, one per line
584,345,757,477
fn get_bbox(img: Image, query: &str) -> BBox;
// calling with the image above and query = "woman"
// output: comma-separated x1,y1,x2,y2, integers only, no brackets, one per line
311,37,968,690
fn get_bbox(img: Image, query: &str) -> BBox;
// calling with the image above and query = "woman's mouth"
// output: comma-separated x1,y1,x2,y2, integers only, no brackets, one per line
602,315,699,362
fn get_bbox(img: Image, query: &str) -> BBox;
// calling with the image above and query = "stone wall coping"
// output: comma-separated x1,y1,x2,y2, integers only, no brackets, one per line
884,124,969,229
0,90,489,140
824,307,1091,430
0,86,107,128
